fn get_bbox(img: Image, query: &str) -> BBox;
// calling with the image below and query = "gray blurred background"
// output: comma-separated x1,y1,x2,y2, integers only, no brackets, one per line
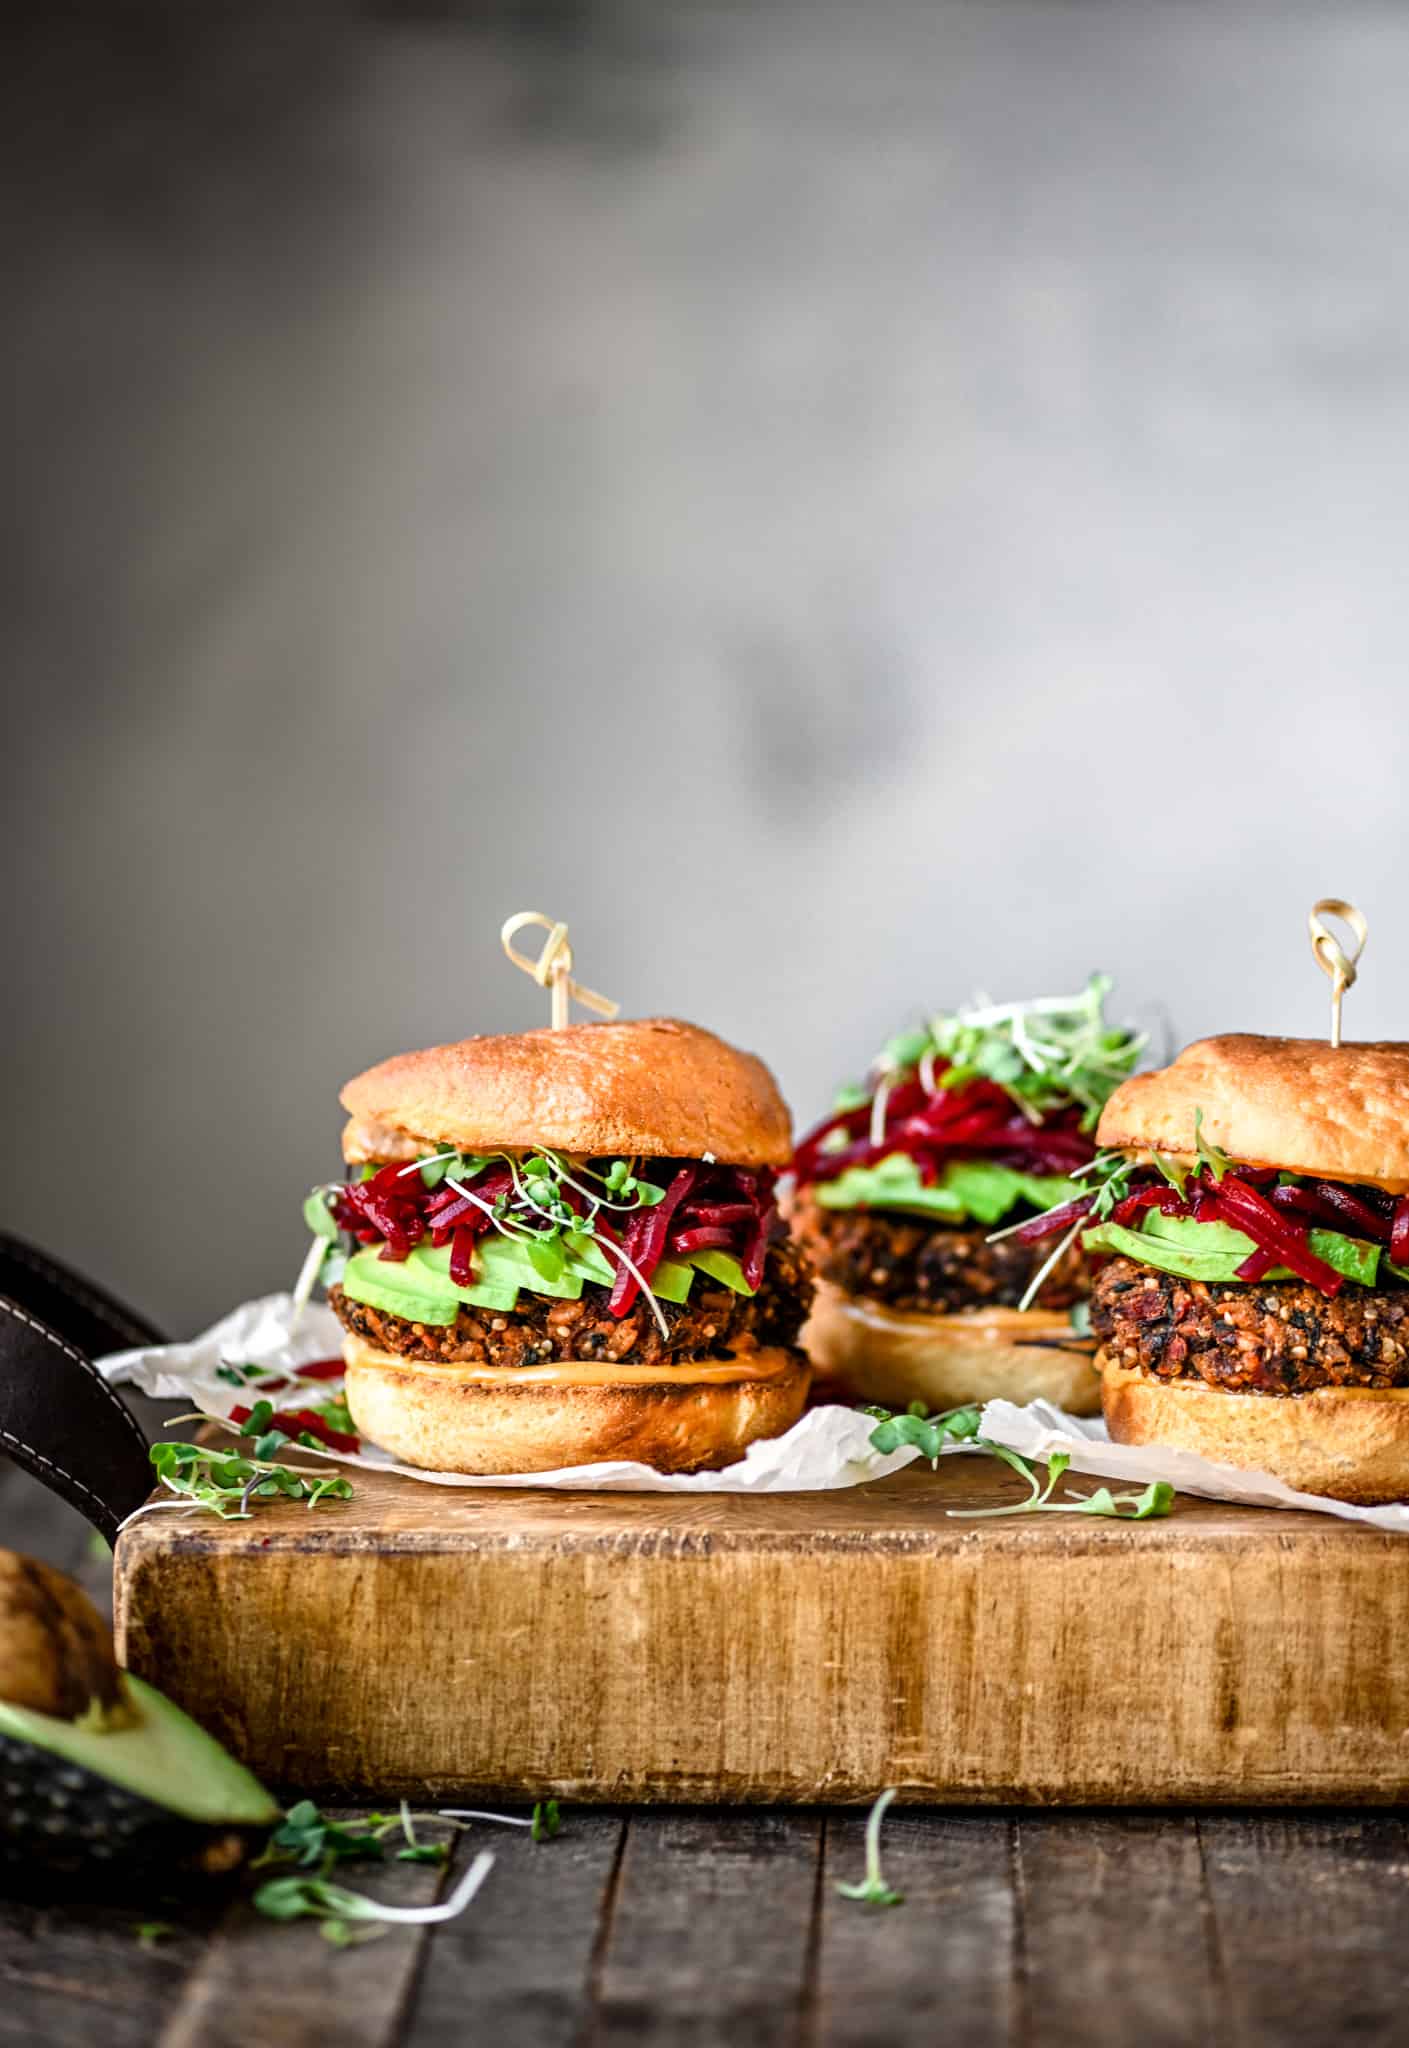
5,0,1408,1336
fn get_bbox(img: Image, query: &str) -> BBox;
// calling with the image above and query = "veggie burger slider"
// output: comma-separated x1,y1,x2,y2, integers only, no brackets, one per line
305,1019,813,1473
791,980,1142,1413
1086,1035,1409,1502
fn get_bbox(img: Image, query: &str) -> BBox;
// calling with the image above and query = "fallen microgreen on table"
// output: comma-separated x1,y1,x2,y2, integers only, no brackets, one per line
124,1406,356,1525
835,1789,903,1908
863,1402,1175,1520
253,1851,496,1948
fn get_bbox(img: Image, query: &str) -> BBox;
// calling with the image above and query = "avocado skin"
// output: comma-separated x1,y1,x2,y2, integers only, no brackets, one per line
0,1733,258,1891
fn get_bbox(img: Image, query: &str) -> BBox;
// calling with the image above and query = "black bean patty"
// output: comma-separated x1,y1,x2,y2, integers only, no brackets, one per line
792,1196,1090,1315
329,1237,812,1369
1091,1257,1409,1394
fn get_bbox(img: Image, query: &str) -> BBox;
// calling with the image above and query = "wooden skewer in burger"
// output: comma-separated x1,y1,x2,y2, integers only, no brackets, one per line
1079,901,1409,1503
303,915,813,1474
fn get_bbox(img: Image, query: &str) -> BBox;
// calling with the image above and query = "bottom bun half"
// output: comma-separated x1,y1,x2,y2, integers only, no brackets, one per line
800,1282,1101,1415
1100,1354,1409,1505
341,1335,811,1475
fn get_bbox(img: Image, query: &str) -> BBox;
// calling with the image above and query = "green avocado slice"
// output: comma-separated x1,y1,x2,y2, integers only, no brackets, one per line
339,1229,750,1321
0,1674,279,1828
687,1249,757,1296
1083,1210,1381,1287
814,1153,1074,1225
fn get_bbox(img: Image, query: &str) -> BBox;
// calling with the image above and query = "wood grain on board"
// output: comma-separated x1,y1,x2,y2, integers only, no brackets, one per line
113,1456,1409,1807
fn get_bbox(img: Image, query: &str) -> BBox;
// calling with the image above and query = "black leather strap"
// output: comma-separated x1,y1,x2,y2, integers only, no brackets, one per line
0,1235,157,1544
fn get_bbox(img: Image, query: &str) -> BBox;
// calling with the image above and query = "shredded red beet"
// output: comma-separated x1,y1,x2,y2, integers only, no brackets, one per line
608,1167,697,1316
1234,1248,1278,1282
793,1061,1098,1192
1009,1192,1097,1244
1205,1177,1342,1294
1111,1186,1189,1228
1393,1196,1409,1268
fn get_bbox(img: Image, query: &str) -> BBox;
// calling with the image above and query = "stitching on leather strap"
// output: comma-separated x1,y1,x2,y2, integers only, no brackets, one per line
0,1238,156,1349
0,1422,113,1522
0,1299,150,1458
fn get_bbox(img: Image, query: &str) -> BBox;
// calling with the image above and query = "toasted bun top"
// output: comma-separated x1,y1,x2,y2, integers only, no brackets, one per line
340,1018,792,1168
1097,1034,1409,1192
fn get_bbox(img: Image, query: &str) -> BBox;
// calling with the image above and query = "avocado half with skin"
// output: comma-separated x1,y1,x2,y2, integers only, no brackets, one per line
0,1549,280,1886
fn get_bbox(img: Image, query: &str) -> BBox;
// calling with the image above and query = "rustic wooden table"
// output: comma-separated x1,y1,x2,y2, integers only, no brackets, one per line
5,1451,1407,2048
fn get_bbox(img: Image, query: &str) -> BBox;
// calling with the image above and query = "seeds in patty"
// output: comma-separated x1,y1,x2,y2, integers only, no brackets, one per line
792,1196,1091,1316
1091,1257,1409,1395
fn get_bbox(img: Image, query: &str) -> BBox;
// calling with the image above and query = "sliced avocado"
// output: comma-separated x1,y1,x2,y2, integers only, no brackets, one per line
563,1231,616,1285
1084,1210,1382,1287
340,1227,735,1318
341,1247,461,1324
0,1551,280,1889
0,1676,277,1827
647,1256,694,1304
814,1153,1073,1225
471,1235,585,1301
687,1249,757,1296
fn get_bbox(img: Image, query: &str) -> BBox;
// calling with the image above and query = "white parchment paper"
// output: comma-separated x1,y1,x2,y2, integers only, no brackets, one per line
977,1397,1409,1532
95,1293,919,1494
97,1293,1409,1521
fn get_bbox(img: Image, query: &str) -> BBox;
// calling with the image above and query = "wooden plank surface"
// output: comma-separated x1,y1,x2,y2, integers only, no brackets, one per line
116,1455,1409,1805
408,1811,623,2048
1199,1815,1409,2047
4,1799,1409,2046
158,1824,446,2048
1017,1816,1220,2047
587,1813,822,2047
814,1813,1017,2048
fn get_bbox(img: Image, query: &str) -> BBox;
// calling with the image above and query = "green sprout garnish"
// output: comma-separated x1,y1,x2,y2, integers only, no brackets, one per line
864,1404,1175,1521
136,1412,354,1524
253,1850,495,1948
839,976,1143,1134
1193,1107,1233,1183
867,1404,983,1462
134,1921,177,1950
835,1789,903,1908
531,1799,561,1842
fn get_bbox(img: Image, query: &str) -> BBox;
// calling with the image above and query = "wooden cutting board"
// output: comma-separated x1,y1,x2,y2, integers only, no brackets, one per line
113,1453,1409,1806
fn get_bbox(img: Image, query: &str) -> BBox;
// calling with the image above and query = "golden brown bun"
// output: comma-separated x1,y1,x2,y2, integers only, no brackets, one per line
1100,1354,1409,1504
341,1336,810,1474
1097,1034,1409,1193
800,1283,1101,1415
340,1018,791,1168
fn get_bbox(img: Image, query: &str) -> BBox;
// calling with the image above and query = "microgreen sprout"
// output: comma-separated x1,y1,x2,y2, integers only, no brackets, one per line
253,1850,495,1947
134,1921,177,1951
1193,1107,1233,1182
126,1414,354,1527
866,1404,983,1462
843,977,1144,1134
437,1800,562,1842
863,1405,1176,1521
835,1789,903,1908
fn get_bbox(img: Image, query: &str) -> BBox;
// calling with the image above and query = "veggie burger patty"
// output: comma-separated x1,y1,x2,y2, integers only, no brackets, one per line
792,1195,1091,1317
1091,1256,1409,1395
